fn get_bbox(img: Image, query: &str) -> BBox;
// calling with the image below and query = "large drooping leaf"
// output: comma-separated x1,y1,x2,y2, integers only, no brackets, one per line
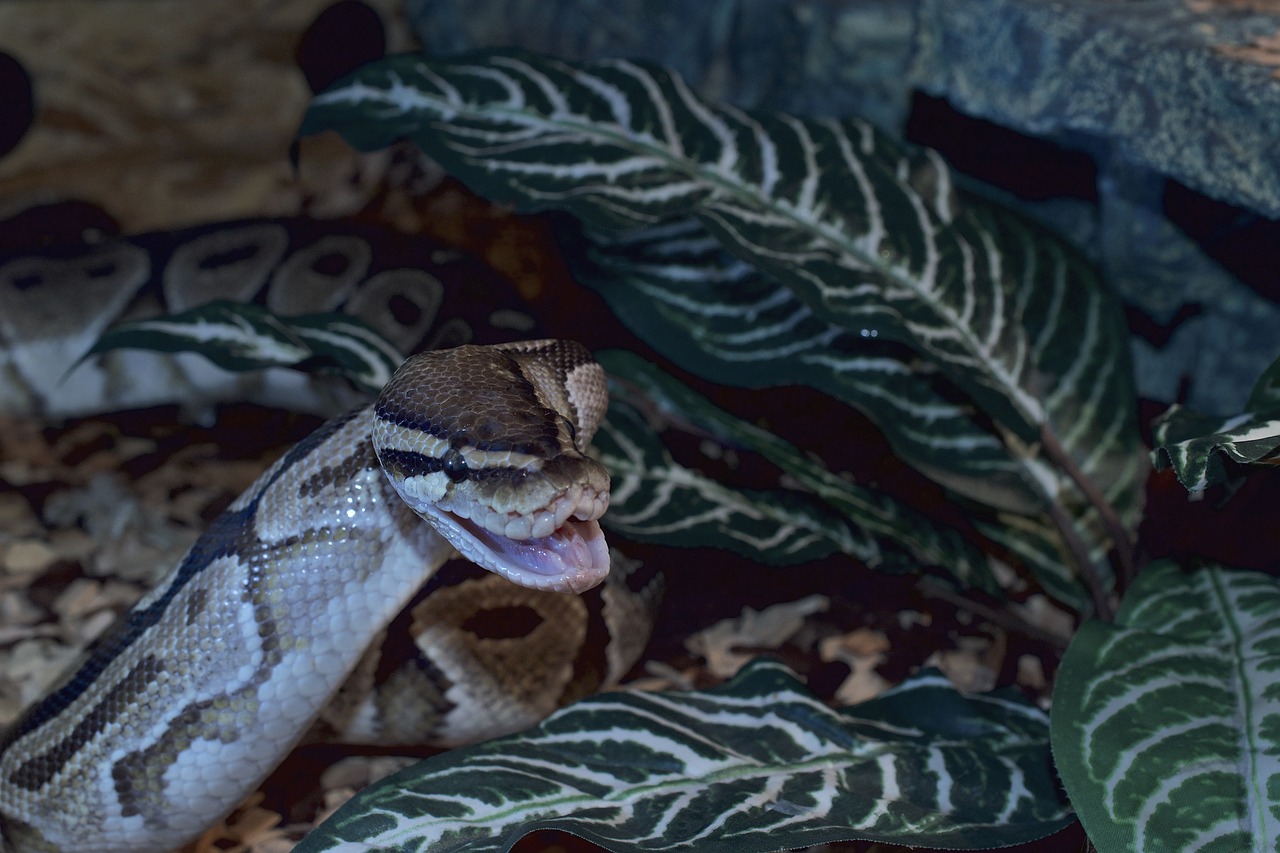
576,219,1091,607
300,48,1144,602
597,349,999,594
86,300,402,395
297,659,1073,852
573,218,1034,514
1052,561,1280,852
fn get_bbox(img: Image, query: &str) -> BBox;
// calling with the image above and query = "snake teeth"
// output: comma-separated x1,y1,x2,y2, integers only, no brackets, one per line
531,510,557,539
481,483,608,541
413,501,611,594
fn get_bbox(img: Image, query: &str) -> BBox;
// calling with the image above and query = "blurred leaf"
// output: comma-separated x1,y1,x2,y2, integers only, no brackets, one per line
86,300,401,395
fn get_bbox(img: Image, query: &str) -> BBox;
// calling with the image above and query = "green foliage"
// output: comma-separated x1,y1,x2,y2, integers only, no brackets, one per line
1153,353,1280,494
1053,562,1280,851
296,660,1072,852
595,397,879,566
574,218,1030,511
292,48,1280,850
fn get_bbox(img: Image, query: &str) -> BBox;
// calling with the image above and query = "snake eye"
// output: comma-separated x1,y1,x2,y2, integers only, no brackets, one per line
442,447,469,482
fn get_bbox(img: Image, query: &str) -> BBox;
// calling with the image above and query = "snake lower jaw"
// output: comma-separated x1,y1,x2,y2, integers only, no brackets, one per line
415,503,611,594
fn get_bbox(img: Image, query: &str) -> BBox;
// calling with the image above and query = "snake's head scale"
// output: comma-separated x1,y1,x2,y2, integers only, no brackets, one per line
373,341,612,594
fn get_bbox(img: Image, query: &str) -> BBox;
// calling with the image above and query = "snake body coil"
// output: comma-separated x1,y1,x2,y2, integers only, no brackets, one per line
0,340,625,853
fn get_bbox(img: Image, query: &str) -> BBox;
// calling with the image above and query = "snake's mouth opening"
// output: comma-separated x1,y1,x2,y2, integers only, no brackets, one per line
416,504,610,594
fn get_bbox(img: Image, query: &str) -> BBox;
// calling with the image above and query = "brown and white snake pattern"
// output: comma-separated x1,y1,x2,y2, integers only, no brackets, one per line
0,217,540,419
0,223,660,852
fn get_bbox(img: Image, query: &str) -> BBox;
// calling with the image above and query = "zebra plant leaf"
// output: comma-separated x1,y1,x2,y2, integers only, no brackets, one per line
296,659,1073,853
579,220,1089,605
598,349,999,594
301,48,1144,602
86,300,401,395
573,218,1034,514
1153,355,1280,494
1152,406,1280,494
1052,561,1280,852
972,515,1087,614
596,399,882,568
286,312,405,393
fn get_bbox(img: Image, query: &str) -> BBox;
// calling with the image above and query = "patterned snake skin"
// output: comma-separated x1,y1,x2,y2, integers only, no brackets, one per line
0,223,659,852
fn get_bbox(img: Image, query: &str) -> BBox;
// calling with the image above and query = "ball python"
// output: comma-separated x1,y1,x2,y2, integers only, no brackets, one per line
0,221,660,851
0,216,539,419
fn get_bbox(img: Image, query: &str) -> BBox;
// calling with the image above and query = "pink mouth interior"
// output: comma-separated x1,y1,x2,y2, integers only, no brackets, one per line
453,513,611,593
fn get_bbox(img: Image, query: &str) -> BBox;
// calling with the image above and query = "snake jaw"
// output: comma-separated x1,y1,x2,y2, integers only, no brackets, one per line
378,450,612,593
411,501,611,594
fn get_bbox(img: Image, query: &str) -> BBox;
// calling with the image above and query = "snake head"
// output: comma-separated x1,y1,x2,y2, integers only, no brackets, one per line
372,341,612,594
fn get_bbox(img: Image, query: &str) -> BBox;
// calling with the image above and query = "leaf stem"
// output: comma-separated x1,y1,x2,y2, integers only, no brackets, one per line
1039,423,1136,590
1045,499,1115,622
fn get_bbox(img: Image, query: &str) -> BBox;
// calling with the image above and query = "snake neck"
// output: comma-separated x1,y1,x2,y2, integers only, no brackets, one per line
0,407,454,853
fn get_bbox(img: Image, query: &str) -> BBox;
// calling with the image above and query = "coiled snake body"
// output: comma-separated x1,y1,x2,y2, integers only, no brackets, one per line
0,339,632,853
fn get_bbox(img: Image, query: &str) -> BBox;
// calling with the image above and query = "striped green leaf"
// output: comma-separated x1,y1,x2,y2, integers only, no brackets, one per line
577,220,1086,605
1152,407,1280,495
1153,356,1280,494
1052,561,1280,852
285,312,406,393
973,516,1086,613
596,399,881,568
297,659,1073,852
574,218,1034,514
574,220,1100,609
301,49,1144,603
597,349,999,594
87,300,401,395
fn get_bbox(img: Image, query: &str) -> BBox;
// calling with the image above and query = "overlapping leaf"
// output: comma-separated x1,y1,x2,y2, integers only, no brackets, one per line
1152,407,1280,494
596,400,875,567
300,49,1145,603
597,349,999,593
86,300,402,394
1153,355,1280,494
573,218,1034,513
297,659,1073,852
1052,561,1280,851
973,516,1085,613
574,217,1087,608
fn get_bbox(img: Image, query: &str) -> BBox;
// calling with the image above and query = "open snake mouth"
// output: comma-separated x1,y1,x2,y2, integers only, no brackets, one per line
415,502,611,594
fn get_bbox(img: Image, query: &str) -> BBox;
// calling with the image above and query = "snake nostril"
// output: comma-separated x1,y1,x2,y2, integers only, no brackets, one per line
476,416,504,443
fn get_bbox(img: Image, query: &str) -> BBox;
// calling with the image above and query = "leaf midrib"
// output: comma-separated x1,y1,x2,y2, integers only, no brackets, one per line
354,56,1046,433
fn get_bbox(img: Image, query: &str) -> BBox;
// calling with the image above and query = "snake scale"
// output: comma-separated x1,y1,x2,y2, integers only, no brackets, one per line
0,221,659,852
